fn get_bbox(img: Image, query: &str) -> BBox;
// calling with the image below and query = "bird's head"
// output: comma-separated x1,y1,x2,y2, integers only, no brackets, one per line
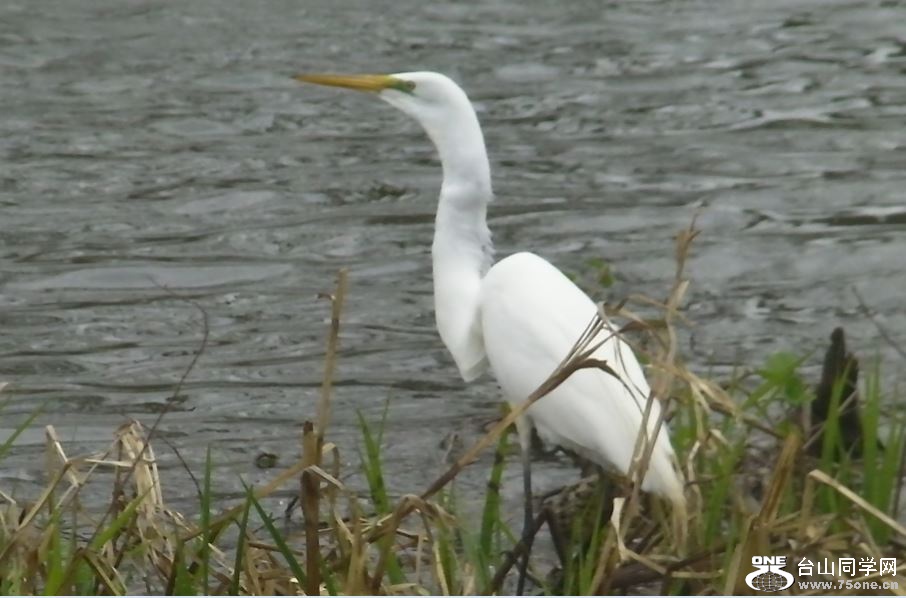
294,71,475,140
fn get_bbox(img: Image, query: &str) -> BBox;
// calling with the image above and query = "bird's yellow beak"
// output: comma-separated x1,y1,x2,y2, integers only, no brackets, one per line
294,73,405,93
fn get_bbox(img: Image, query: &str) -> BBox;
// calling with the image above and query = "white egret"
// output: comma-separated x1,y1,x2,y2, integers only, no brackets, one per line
296,71,686,588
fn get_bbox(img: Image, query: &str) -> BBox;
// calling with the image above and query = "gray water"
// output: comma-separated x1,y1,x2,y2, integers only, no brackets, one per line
2,0,905,514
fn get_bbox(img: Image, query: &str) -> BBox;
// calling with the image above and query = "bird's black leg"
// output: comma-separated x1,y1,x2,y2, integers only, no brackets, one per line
284,495,299,527
517,427,534,595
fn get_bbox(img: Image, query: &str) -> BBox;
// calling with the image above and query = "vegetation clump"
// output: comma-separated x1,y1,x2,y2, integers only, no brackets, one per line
1,225,904,595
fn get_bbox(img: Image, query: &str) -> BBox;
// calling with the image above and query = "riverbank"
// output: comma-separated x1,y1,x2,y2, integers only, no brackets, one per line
2,231,904,595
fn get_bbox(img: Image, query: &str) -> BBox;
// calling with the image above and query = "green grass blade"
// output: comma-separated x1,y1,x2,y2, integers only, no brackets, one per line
72,558,97,595
229,489,253,595
244,482,307,588
356,408,391,514
199,446,213,595
434,495,459,595
87,490,149,553
479,431,507,558
320,551,340,596
356,406,405,585
170,542,198,596
0,403,43,461
42,511,66,595
703,440,743,544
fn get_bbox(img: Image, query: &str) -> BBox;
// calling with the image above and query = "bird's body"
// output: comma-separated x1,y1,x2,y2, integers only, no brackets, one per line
481,251,682,500
296,71,684,508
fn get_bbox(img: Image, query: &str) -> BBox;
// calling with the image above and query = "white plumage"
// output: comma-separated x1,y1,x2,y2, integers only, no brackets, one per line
481,251,683,502
296,70,685,508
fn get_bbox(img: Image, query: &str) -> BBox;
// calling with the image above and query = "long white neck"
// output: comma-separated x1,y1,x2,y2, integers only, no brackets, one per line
429,105,493,271
423,98,493,381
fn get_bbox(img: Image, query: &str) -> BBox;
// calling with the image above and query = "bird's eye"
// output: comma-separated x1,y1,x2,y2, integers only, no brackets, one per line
404,80,416,91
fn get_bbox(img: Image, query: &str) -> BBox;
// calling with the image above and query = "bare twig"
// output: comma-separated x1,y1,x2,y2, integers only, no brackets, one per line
488,509,548,593
301,422,321,596
317,269,348,444
82,287,210,553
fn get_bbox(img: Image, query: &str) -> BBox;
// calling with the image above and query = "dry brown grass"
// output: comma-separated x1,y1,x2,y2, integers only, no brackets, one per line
2,223,905,595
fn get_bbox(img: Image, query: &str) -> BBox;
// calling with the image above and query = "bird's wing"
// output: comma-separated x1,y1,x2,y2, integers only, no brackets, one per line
479,251,681,500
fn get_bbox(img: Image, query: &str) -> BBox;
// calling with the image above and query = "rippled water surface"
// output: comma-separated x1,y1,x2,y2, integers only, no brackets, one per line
2,0,905,510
